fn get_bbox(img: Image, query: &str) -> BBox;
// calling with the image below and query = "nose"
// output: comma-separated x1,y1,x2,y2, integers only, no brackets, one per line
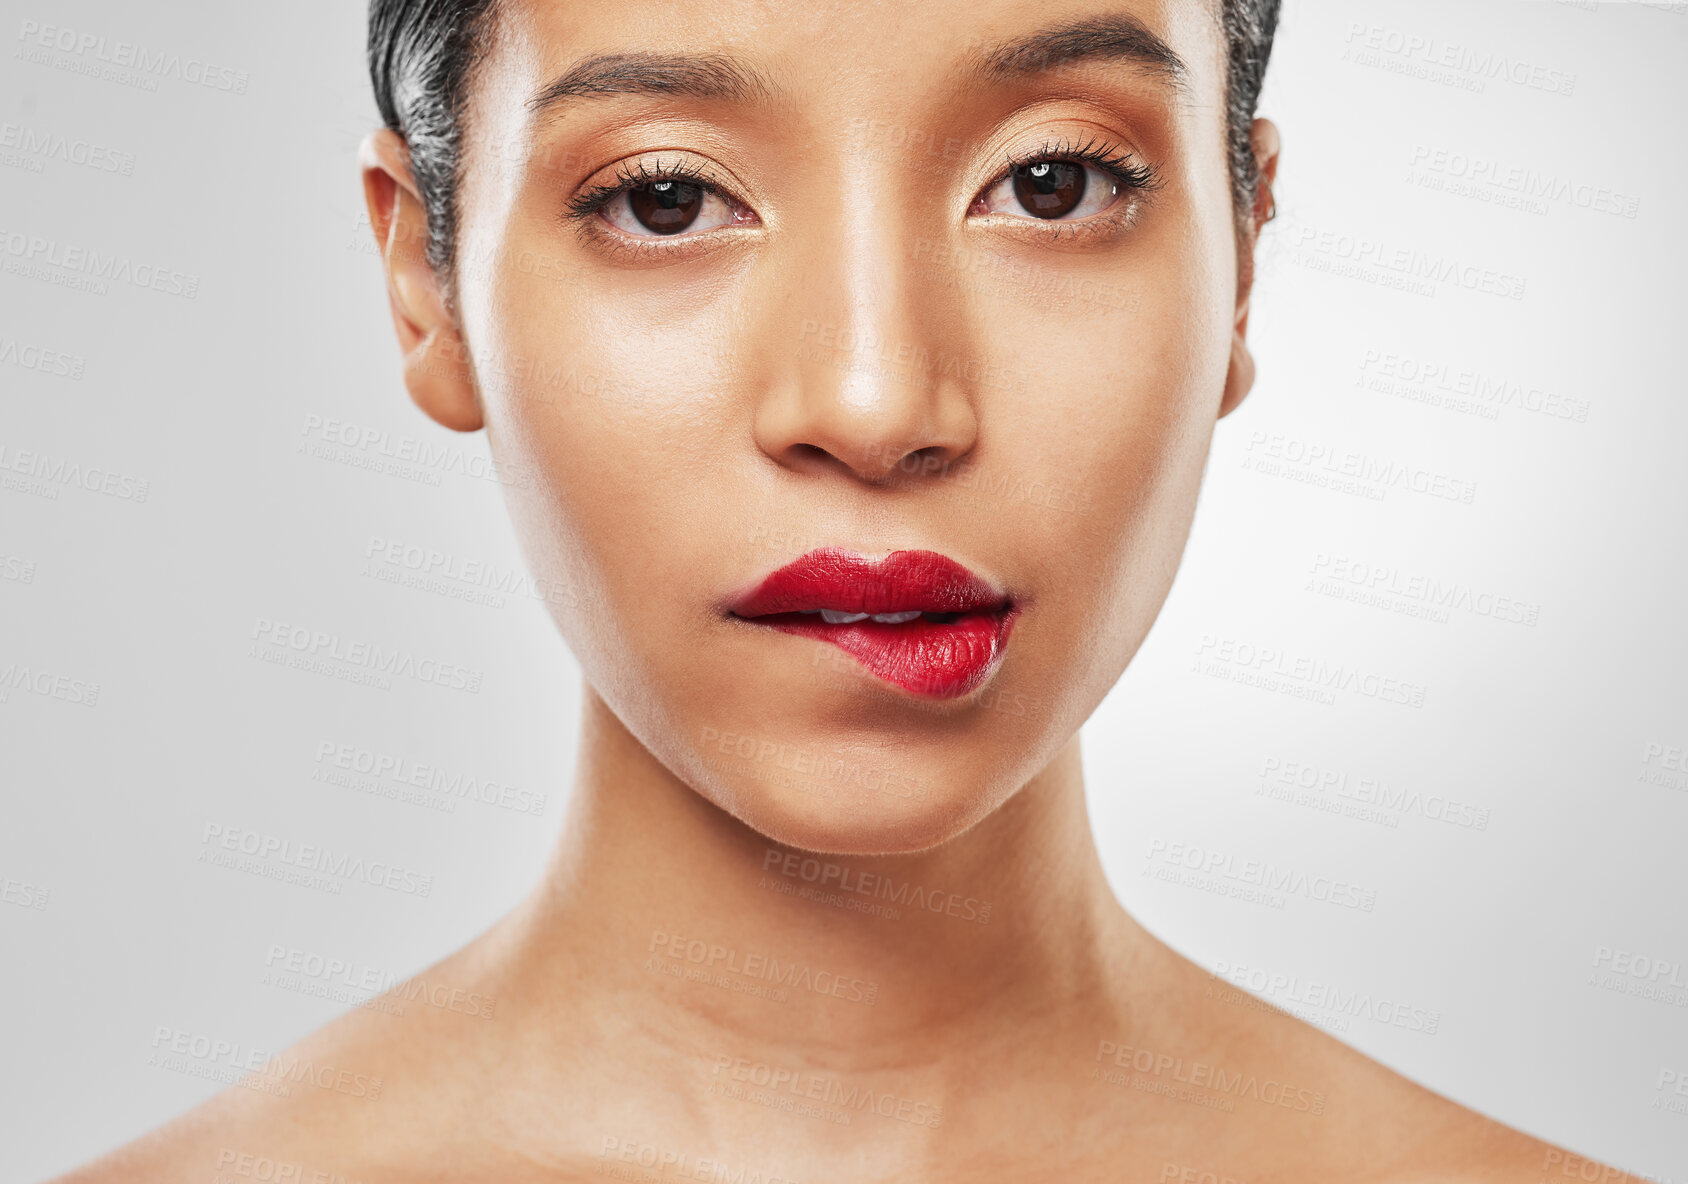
752,205,980,486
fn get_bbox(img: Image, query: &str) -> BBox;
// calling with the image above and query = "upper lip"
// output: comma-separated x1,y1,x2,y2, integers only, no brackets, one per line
728,548,1011,618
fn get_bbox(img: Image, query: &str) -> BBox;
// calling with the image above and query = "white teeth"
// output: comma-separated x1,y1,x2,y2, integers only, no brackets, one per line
809,609,922,624
819,609,870,624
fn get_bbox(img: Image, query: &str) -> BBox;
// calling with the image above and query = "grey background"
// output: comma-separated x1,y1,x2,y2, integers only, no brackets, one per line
1,0,1684,1179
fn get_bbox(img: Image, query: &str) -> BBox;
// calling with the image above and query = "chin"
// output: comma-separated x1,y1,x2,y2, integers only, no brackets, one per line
673,718,1012,856
721,774,998,858
664,666,1051,857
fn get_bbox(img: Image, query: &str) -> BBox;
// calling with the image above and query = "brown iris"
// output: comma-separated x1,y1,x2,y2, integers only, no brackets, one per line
1011,161,1084,219
628,180,703,234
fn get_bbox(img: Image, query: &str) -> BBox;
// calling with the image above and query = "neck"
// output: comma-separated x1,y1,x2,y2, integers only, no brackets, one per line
497,684,1139,1073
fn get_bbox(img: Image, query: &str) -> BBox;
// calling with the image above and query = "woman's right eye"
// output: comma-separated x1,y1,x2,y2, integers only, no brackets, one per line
598,179,748,238
973,159,1129,222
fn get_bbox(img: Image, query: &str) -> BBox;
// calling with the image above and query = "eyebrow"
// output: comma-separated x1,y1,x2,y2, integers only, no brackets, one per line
527,52,777,117
525,16,1185,120
969,14,1189,91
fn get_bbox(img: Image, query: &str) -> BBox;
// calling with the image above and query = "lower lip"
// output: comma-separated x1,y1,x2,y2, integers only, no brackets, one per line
748,610,1016,699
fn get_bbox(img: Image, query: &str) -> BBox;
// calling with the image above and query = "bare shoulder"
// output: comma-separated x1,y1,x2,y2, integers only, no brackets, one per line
1139,937,1644,1184
41,1012,409,1183
39,950,507,1184
1368,1101,1647,1184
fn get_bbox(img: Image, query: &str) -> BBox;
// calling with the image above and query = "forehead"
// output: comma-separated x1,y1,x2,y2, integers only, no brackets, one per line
480,0,1227,122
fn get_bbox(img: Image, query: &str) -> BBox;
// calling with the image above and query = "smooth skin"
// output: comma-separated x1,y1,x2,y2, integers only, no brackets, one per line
53,0,1639,1180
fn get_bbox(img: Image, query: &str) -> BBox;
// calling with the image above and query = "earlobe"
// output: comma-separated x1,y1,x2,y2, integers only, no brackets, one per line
1219,330,1256,419
402,325,484,432
1221,118,1281,421
358,129,483,433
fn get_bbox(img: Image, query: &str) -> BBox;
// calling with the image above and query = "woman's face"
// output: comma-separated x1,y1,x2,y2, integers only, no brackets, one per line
442,0,1252,853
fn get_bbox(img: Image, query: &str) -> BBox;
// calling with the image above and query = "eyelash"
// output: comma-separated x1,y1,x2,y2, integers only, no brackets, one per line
563,155,731,223
1000,136,1160,198
982,136,1160,240
562,138,1160,241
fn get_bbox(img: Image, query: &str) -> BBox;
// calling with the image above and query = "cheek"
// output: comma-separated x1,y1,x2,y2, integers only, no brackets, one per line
977,236,1232,666
466,253,759,671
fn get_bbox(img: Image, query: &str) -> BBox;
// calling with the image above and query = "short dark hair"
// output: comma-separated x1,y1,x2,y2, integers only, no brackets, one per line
369,0,1280,289
1220,0,1280,225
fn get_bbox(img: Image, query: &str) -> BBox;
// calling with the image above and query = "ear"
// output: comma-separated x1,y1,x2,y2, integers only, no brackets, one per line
359,129,483,432
1219,117,1281,420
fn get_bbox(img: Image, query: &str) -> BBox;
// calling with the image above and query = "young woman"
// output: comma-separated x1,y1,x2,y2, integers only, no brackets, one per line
53,0,1638,1179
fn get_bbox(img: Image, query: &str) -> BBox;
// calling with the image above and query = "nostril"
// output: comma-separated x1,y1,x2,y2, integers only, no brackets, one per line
890,445,962,481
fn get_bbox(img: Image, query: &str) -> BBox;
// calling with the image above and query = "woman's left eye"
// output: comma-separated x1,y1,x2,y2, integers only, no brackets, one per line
599,180,744,237
973,160,1125,222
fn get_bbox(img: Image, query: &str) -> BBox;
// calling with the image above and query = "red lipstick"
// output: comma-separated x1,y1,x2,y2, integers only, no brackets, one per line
728,549,1016,699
